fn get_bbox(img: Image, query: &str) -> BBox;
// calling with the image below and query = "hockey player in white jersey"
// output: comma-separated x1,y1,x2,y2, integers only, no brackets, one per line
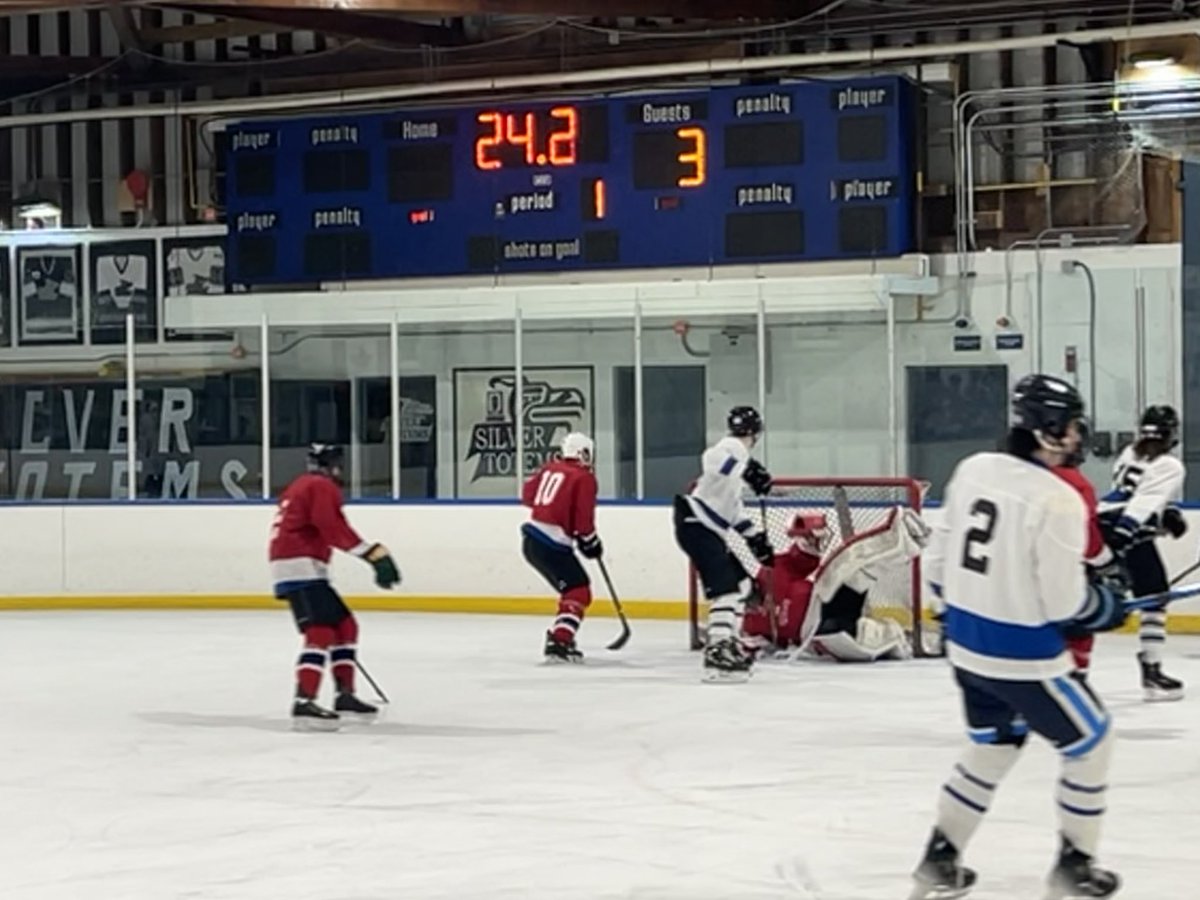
911,375,1128,900
673,406,774,682
1098,405,1186,700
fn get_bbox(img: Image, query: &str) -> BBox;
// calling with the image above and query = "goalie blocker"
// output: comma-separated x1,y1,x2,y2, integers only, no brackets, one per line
744,505,931,662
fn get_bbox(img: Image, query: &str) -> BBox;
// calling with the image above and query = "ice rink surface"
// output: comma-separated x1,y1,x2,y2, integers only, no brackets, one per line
5,611,1198,900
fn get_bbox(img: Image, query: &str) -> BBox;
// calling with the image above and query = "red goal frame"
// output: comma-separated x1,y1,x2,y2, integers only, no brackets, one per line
686,476,929,655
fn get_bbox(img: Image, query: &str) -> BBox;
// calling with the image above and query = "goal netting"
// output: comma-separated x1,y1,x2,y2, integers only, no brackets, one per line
687,476,933,656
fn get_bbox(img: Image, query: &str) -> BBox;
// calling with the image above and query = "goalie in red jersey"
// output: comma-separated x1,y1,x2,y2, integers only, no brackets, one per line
269,444,400,730
743,514,826,648
521,432,602,663
1053,429,1124,676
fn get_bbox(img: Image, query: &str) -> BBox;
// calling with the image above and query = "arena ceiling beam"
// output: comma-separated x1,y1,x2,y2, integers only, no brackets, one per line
162,3,465,46
160,0,816,20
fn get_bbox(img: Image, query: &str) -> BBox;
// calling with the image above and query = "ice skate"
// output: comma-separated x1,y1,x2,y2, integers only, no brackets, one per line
1044,837,1120,899
909,829,976,900
334,692,380,722
543,632,584,664
1138,652,1184,702
702,637,753,683
291,698,340,732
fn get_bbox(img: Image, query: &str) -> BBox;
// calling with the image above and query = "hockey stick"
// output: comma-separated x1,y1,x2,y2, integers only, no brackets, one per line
1122,580,1200,613
597,558,631,651
757,496,780,645
1171,554,1200,586
354,659,391,705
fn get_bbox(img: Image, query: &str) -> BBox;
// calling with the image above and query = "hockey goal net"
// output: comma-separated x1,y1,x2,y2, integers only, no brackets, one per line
687,476,932,655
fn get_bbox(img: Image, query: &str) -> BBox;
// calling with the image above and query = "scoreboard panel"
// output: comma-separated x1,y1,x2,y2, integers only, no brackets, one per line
226,77,914,284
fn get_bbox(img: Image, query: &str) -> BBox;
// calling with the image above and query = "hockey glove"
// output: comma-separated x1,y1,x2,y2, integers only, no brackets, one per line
364,543,401,589
1070,573,1130,634
1104,517,1138,555
577,532,603,560
742,459,774,497
1087,558,1131,596
746,531,774,567
1162,506,1188,539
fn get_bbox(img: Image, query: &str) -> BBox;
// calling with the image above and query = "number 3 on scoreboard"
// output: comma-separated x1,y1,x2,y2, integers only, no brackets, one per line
676,126,706,188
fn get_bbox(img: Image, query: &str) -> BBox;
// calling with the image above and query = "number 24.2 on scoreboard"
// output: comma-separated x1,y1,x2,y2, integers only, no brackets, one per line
473,105,706,188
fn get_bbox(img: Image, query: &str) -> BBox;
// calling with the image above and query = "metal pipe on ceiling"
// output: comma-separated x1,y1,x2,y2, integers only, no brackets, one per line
0,18,1198,130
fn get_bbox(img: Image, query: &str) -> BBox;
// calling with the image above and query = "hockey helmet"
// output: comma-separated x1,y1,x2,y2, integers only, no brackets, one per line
787,512,829,553
1139,405,1179,447
559,431,594,466
727,406,764,439
307,442,344,474
1011,374,1085,449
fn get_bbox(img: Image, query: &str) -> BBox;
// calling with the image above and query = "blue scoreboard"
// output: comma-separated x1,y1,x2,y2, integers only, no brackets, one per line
225,77,915,284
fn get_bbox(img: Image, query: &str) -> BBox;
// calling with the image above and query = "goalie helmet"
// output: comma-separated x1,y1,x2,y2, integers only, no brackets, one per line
787,513,829,553
1139,405,1179,447
559,431,594,467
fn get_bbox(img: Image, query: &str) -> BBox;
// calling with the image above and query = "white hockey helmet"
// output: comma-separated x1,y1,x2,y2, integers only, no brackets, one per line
559,431,594,467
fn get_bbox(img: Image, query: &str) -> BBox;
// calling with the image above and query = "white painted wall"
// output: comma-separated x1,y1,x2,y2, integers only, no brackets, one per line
2,502,1199,616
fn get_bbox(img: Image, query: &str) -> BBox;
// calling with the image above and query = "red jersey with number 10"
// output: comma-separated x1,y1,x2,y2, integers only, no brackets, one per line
521,459,598,547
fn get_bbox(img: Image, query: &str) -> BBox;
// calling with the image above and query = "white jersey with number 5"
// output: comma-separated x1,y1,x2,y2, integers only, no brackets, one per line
1097,445,1184,531
925,452,1089,680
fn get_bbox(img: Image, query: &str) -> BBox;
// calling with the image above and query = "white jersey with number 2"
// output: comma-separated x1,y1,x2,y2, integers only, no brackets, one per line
925,452,1089,680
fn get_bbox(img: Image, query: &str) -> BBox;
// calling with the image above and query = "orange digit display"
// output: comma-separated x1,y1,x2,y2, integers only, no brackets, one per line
505,112,537,165
676,126,706,188
548,106,578,166
594,178,606,219
475,112,502,170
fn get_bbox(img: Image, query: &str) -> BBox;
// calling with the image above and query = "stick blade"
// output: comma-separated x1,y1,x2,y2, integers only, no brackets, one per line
606,620,632,651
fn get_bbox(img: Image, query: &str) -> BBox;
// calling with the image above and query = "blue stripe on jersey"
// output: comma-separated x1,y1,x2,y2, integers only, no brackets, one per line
719,455,738,476
945,606,1066,660
693,497,732,530
520,522,573,550
1100,488,1131,504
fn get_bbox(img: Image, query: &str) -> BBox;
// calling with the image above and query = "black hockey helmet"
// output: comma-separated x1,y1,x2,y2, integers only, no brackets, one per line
307,442,344,473
1139,405,1179,447
727,405,763,438
1011,374,1085,444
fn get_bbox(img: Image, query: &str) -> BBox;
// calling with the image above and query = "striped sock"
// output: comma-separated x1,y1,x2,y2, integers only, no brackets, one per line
936,744,1021,851
1139,610,1166,663
1057,730,1113,856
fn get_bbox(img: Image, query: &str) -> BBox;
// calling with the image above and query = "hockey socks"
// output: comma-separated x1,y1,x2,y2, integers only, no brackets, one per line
705,590,745,643
550,585,591,644
296,625,335,699
1057,729,1113,857
1138,609,1167,663
936,743,1022,851
330,616,359,694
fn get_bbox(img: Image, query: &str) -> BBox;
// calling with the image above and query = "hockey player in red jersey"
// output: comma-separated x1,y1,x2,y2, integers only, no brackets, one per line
1053,430,1120,677
521,432,602,663
269,444,400,730
744,514,827,648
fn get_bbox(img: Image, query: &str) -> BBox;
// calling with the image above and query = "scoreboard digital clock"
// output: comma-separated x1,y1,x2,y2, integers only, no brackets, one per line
225,77,914,284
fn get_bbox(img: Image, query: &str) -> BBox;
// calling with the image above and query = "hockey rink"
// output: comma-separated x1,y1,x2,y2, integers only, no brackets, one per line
5,611,1198,900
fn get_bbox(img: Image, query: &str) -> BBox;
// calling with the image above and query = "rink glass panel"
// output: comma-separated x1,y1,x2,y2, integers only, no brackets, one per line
760,308,896,478
267,325,391,499
516,310,629,500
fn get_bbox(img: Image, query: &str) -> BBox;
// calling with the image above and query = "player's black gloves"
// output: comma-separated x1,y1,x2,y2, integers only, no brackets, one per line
1088,558,1131,596
364,543,401,589
746,531,774,567
577,532,603,560
1104,517,1138,555
1162,506,1188,539
742,458,773,497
